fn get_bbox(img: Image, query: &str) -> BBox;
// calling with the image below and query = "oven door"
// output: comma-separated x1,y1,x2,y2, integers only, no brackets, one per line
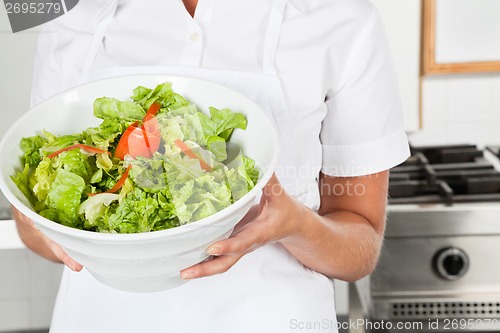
362,207,500,331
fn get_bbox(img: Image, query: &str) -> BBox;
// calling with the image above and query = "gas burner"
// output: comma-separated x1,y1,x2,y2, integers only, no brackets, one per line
388,144,500,205
487,145,500,159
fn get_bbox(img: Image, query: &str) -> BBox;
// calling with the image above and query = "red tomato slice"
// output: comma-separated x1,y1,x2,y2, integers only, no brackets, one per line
114,119,161,160
115,122,139,160
47,144,107,159
146,102,161,117
174,139,212,172
142,114,160,138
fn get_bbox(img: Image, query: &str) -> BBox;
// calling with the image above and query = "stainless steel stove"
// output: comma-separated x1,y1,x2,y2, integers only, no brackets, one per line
357,144,500,332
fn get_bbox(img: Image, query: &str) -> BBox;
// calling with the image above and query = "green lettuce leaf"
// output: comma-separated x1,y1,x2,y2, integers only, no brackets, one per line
52,149,95,182
43,169,85,228
170,171,232,224
168,105,206,144
93,97,145,122
38,132,82,157
105,187,177,233
206,135,227,162
198,107,247,141
20,135,48,167
129,155,168,193
11,164,35,205
78,193,119,231
243,156,259,187
131,82,189,112
224,153,258,201
84,119,127,150
32,159,56,202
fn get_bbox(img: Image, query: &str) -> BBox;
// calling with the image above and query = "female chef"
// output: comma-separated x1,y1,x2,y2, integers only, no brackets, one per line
14,0,410,332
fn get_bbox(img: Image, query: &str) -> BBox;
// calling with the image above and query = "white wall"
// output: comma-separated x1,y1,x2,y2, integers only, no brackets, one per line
367,1,500,148
371,0,421,133
0,8,39,214
0,8,62,333
0,10,37,136
411,74,500,146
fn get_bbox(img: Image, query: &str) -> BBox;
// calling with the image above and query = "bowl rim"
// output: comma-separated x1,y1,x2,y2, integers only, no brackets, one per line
0,74,278,241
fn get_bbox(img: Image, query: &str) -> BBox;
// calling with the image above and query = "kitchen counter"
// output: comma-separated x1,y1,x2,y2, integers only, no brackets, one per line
0,219,62,332
0,220,24,250
1,330,48,333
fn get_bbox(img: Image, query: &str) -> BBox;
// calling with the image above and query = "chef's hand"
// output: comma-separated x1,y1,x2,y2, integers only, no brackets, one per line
180,174,305,280
12,207,83,272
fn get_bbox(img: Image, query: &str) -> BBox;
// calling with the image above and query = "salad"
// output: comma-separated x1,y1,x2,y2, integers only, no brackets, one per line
11,82,259,233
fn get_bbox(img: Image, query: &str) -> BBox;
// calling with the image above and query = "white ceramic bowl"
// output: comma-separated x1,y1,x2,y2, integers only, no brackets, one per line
0,75,278,293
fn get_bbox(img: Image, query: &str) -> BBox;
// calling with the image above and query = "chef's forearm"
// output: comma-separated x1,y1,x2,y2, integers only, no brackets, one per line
280,171,388,282
279,209,384,282
12,207,63,264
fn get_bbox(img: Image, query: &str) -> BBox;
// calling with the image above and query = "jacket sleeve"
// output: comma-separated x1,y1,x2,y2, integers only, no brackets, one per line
320,6,410,177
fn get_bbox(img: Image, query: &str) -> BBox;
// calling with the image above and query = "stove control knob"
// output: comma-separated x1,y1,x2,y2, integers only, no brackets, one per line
434,247,469,280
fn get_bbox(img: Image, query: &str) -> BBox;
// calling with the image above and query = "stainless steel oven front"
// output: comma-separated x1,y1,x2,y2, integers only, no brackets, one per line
357,145,500,332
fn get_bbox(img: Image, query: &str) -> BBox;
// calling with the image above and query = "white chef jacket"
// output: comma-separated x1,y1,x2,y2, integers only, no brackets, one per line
30,0,410,332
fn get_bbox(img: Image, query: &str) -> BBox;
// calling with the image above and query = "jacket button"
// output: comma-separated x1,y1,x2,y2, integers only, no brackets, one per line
189,32,199,42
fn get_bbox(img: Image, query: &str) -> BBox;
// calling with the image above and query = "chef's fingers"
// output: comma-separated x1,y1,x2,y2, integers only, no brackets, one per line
43,237,83,272
180,219,270,279
207,179,299,256
178,208,268,279
179,175,301,279
12,206,83,272
207,219,268,257
180,253,244,279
